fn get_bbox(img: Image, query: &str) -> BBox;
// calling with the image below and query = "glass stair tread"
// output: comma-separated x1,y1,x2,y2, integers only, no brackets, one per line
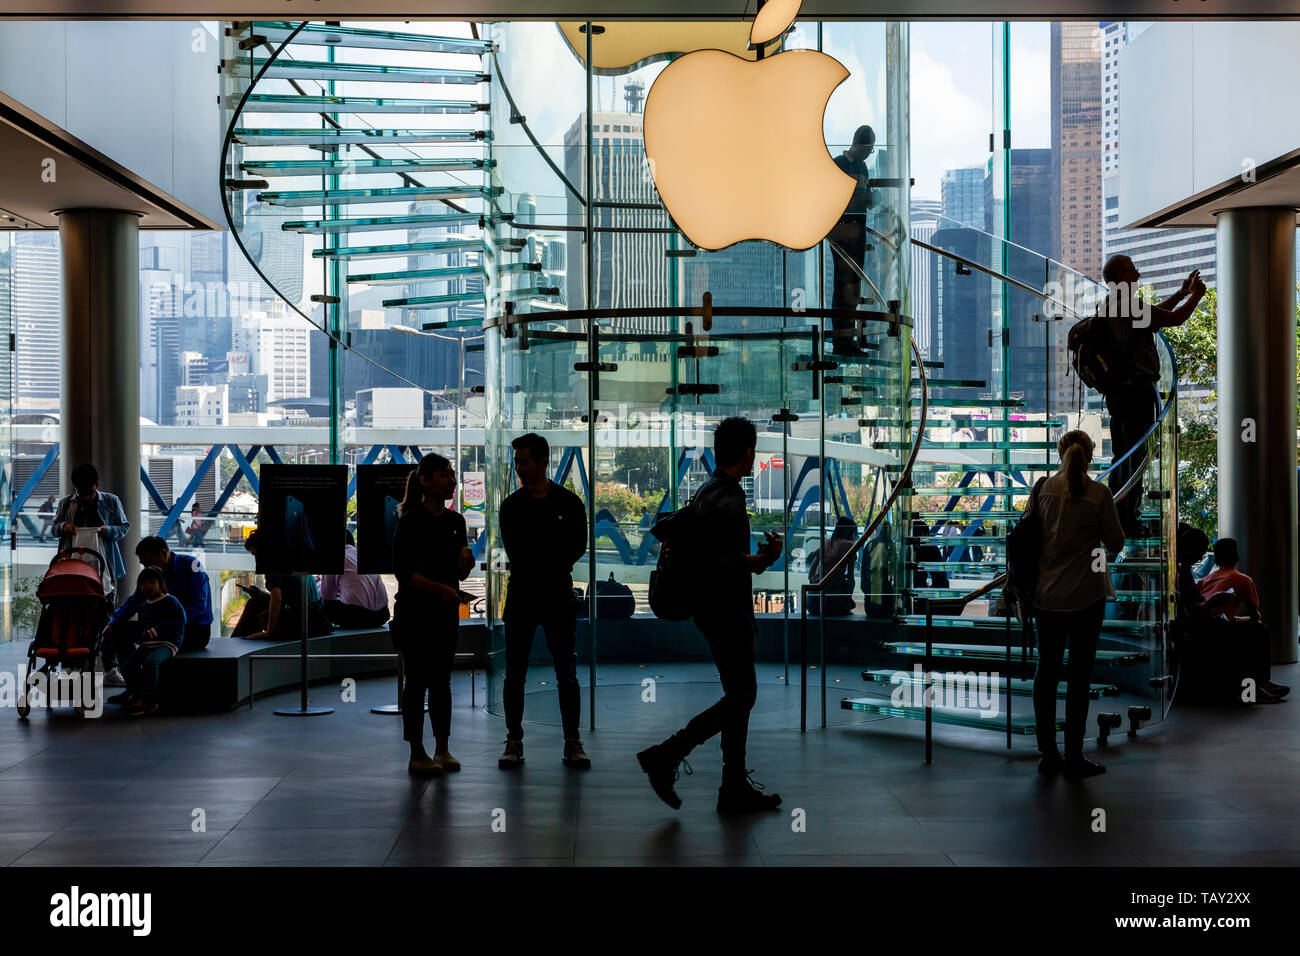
313,239,489,261
249,22,493,55
882,641,1151,664
282,213,485,235
381,291,484,308
242,94,487,114
877,441,1059,450
232,128,485,146
860,669,1119,699
911,558,1162,572
348,265,485,286
244,157,487,176
839,697,1046,734
232,59,490,84
858,419,1062,428
908,588,1160,603
923,398,1026,408
897,614,1158,635
258,185,496,207
903,463,1110,473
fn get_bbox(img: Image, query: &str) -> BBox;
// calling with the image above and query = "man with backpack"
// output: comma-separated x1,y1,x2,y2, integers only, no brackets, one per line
637,417,784,814
1088,256,1205,535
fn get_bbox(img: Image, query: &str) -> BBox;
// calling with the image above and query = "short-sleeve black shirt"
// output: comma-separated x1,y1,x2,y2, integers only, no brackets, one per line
392,504,468,623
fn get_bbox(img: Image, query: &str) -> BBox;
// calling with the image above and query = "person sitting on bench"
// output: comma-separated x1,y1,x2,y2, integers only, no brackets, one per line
233,530,333,640
1196,537,1289,701
318,529,391,629
102,536,214,684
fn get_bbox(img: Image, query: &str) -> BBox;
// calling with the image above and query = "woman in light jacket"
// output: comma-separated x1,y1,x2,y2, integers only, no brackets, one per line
1027,430,1125,779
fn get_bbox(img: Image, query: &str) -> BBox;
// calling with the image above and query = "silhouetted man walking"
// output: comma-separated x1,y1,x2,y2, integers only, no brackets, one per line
637,417,784,814
497,433,591,769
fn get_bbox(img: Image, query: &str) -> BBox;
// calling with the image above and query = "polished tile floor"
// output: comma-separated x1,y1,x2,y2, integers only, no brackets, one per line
0,639,1296,867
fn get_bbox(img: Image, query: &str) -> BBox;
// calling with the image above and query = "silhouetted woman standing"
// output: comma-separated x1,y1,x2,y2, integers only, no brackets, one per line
1027,430,1125,778
391,453,474,774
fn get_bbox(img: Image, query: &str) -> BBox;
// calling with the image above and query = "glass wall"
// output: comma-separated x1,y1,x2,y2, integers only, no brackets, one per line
482,19,912,732
0,14,1222,739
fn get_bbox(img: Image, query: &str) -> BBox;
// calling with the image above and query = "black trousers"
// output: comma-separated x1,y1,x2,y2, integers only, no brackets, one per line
1033,598,1105,759
1105,383,1159,531
103,621,211,667
503,597,580,740
830,229,867,350
324,599,390,630
394,616,459,745
670,614,758,776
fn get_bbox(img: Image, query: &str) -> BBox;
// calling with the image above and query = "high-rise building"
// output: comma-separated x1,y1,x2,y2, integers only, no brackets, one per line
941,167,985,229
1051,21,1103,278
908,201,940,358
174,384,228,428
983,150,1053,410
1051,22,1103,413
238,311,312,404
11,234,60,416
564,108,672,325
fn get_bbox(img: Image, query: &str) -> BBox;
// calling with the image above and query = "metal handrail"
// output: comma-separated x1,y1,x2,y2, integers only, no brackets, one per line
933,333,1179,608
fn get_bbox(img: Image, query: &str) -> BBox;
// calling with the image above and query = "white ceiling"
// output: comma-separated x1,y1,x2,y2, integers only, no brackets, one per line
1130,151,1300,228
0,93,216,230
3,1,1300,19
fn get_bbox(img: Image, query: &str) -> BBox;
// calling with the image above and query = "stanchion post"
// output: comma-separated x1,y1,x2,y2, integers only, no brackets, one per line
275,575,334,716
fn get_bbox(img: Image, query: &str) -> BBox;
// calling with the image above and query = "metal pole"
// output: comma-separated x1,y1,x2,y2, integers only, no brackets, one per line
275,575,333,716
585,22,598,731
924,599,933,764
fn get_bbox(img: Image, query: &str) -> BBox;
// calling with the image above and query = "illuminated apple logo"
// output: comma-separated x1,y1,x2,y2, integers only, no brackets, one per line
643,0,855,252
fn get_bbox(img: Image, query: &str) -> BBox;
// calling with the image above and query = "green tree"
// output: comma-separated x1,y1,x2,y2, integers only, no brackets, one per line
1162,285,1300,536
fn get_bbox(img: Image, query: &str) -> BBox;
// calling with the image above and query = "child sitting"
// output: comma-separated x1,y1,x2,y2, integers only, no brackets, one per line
108,566,187,716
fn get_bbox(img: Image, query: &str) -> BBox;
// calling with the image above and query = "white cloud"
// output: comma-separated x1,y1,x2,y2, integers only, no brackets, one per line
909,46,992,200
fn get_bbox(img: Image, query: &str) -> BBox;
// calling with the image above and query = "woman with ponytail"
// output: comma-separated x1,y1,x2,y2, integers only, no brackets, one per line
1025,430,1125,779
391,453,475,774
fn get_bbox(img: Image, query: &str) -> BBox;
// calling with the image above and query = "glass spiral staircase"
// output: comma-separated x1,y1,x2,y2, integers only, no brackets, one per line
218,20,1178,748
219,20,558,343
839,217,1179,747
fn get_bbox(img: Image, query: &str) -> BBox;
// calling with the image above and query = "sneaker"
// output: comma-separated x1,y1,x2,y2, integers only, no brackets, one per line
127,700,159,717
433,752,461,772
563,738,591,769
1063,756,1106,779
407,756,443,776
104,667,127,688
1256,685,1284,704
1037,753,1065,776
107,691,134,706
1262,681,1291,699
636,742,691,810
498,737,524,769
717,770,782,814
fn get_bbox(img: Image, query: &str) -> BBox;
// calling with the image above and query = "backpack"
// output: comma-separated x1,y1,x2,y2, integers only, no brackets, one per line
575,573,636,619
1067,312,1125,394
647,498,703,621
1004,477,1047,624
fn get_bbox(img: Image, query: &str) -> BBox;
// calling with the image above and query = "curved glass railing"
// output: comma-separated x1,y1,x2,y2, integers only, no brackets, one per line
852,217,1180,746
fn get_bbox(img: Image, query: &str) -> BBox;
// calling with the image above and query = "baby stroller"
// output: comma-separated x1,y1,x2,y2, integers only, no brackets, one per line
17,548,111,719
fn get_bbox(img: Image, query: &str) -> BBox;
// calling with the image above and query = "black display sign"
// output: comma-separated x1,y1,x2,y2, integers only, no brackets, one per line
255,464,348,574
355,463,414,574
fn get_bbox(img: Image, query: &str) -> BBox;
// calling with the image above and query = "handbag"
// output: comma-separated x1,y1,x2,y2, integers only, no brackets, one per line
1004,477,1048,624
